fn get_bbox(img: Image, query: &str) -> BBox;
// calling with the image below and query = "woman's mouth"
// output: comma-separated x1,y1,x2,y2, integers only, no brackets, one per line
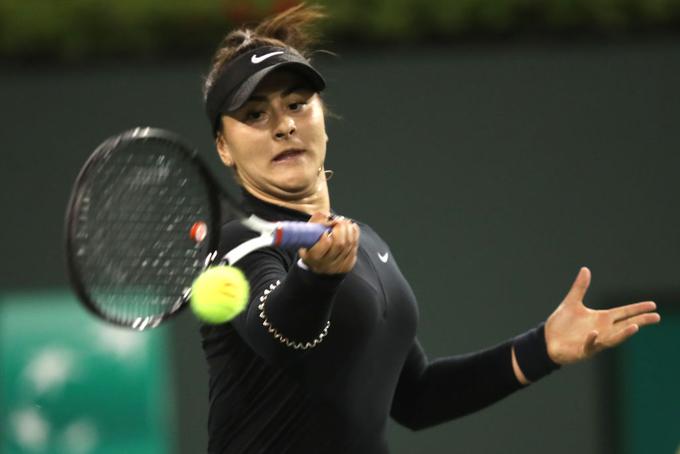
272,148,306,163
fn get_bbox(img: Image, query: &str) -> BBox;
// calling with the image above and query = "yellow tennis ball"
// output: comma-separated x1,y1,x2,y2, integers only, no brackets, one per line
190,266,250,324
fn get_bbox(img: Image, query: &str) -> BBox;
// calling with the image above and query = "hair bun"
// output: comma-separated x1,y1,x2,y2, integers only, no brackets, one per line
254,3,326,55
223,30,252,48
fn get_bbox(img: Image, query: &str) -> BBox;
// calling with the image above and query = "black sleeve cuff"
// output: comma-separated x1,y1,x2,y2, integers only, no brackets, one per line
513,323,561,383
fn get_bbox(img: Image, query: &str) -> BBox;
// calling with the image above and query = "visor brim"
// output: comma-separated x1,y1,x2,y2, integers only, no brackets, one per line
222,62,326,113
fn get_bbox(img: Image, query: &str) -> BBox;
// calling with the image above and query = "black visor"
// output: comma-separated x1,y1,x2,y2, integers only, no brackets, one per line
205,46,326,135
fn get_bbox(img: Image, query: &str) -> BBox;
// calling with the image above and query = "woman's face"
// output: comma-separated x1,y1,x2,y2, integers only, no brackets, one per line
217,69,328,201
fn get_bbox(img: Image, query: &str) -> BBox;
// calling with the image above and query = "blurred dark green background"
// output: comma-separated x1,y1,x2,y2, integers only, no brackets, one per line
3,0,680,59
1,1,679,453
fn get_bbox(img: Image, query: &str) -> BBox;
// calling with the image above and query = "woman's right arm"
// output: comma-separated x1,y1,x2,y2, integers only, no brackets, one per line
221,215,359,365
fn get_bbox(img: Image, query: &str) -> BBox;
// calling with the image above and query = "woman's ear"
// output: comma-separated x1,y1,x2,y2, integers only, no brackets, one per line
215,134,234,167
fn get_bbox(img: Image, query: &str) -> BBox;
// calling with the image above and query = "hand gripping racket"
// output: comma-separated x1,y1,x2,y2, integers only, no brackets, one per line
65,127,328,330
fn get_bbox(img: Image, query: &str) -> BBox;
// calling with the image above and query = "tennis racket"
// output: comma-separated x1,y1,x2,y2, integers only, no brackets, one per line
65,127,328,330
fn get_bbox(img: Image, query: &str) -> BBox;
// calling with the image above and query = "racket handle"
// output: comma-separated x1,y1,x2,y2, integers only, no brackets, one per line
274,222,331,248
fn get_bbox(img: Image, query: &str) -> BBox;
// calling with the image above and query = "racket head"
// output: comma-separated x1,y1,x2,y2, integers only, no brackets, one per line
65,127,223,330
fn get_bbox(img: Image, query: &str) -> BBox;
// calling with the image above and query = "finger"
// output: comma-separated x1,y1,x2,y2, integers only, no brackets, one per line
326,222,350,262
337,231,359,263
324,223,359,270
610,301,657,323
304,231,333,259
333,241,359,272
340,250,358,272
603,324,639,348
341,223,358,249
565,267,591,304
347,228,361,264
614,312,661,328
335,224,360,272
325,249,353,273
308,211,332,225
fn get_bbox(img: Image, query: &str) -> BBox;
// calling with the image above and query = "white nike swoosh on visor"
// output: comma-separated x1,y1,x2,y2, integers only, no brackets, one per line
378,252,389,263
251,51,284,64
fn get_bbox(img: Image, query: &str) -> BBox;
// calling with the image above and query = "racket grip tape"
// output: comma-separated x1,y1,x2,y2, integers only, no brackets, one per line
274,222,330,248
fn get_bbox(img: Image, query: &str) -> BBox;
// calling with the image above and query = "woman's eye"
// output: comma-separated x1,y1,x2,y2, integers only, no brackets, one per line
289,101,306,111
246,111,264,121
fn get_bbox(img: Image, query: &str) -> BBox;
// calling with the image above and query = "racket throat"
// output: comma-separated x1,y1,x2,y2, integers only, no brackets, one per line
223,235,273,265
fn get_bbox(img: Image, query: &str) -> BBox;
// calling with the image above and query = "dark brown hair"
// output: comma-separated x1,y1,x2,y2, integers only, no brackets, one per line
203,3,327,102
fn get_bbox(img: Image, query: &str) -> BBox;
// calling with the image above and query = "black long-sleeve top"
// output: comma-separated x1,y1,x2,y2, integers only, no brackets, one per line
200,191,558,454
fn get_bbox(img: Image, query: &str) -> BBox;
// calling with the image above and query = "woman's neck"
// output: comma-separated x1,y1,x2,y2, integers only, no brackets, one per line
242,178,331,217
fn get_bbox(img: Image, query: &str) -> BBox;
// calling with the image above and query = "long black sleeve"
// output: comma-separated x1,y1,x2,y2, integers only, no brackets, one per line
391,325,560,430
391,338,521,430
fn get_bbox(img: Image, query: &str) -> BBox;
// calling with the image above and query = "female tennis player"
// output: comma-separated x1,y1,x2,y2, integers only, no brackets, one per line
199,5,661,453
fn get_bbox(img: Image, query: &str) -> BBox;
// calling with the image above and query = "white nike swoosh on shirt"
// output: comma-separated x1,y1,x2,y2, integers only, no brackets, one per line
251,51,284,64
378,252,389,263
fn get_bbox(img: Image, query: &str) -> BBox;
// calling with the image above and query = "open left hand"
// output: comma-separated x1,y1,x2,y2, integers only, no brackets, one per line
545,267,661,365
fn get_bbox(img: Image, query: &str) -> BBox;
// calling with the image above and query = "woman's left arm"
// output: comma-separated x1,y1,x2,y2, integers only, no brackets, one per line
391,267,661,429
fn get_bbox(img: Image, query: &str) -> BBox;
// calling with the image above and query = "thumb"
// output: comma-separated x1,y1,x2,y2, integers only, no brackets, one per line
565,266,591,304
583,330,599,357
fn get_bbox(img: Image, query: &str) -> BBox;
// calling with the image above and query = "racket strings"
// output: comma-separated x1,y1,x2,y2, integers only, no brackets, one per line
73,139,212,326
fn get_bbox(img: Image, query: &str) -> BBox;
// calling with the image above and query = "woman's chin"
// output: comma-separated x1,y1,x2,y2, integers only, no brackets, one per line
272,168,317,188
272,176,319,198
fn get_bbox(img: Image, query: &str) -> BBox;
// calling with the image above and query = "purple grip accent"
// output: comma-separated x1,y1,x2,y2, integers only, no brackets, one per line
277,222,330,248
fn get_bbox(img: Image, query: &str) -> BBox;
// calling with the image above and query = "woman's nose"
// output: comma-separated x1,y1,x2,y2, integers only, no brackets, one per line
274,115,296,140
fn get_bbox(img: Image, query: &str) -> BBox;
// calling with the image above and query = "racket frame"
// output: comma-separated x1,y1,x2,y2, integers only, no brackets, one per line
64,127,224,329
